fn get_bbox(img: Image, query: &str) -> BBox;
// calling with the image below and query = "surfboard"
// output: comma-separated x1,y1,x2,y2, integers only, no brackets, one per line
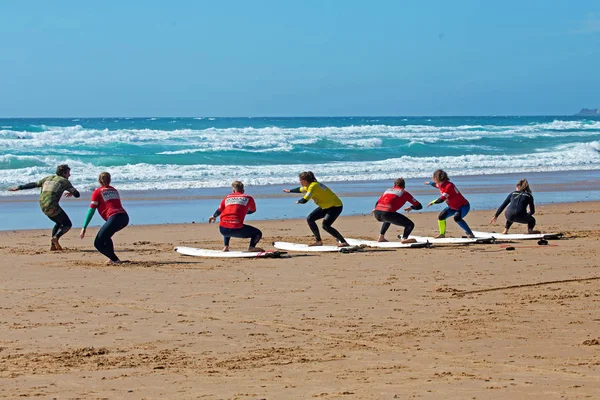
407,235,495,245
345,238,430,248
174,246,286,258
472,231,563,240
272,242,362,252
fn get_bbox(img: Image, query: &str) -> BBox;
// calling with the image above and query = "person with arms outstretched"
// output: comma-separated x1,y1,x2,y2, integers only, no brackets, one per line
425,169,474,238
209,181,264,252
80,172,130,264
372,178,422,243
283,171,349,247
8,164,80,250
490,178,539,234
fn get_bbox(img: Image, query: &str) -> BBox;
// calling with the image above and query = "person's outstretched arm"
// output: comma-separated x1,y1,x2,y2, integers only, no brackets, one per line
80,208,97,239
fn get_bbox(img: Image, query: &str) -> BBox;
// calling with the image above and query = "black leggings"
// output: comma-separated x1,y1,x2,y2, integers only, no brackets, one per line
94,213,129,262
373,210,415,239
307,206,345,243
48,209,72,240
219,224,262,249
505,212,536,230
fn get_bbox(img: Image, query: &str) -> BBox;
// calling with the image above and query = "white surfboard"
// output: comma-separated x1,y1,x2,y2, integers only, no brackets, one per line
472,231,563,240
408,235,494,245
345,238,430,248
175,246,285,258
272,242,360,252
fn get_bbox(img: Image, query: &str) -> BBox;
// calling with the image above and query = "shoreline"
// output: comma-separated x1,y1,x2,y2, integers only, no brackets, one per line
2,169,599,231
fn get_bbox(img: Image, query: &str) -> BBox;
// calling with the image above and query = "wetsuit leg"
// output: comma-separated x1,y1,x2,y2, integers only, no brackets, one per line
374,210,415,239
94,213,129,262
506,212,536,230
48,209,72,239
322,206,345,242
453,203,473,236
220,225,262,249
307,207,327,241
437,207,455,235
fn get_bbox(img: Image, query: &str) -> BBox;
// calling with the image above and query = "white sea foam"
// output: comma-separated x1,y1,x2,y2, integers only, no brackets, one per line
1,141,598,195
2,121,598,155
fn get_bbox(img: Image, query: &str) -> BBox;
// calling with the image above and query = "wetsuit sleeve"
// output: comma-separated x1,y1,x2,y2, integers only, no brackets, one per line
17,182,40,190
64,181,80,198
213,198,225,217
430,197,445,205
429,182,438,188
247,197,256,214
82,208,96,229
494,193,512,218
289,187,302,193
408,196,423,210
528,195,535,216
18,177,45,190
302,182,316,201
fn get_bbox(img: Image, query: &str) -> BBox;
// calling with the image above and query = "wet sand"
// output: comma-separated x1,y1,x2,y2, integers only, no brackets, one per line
0,201,599,399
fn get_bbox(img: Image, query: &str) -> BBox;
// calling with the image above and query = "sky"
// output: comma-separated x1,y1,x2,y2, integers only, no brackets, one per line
0,0,599,117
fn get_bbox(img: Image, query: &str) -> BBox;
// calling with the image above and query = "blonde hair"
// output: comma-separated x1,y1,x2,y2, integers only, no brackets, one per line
232,180,244,192
98,172,111,186
517,179,531,193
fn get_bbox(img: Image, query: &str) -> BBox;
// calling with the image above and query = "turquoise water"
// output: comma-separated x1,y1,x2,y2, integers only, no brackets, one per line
1,116,599,195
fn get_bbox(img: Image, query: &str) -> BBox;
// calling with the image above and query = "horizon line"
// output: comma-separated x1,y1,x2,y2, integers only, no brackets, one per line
0,113,595,119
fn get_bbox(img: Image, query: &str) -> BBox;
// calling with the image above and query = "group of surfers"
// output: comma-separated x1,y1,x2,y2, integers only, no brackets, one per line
8,165,539,262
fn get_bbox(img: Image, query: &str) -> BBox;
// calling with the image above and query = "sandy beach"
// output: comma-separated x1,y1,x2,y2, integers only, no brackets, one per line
1,201,599,399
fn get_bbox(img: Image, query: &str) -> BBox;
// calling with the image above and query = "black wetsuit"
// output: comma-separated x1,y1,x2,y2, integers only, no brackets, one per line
494,190,536,230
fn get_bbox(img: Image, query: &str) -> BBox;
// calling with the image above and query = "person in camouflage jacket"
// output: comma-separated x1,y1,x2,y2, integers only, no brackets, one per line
9,164,80,250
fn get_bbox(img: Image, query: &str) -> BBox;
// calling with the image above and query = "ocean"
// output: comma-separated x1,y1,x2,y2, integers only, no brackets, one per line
1,116,599,230
1,116,599,193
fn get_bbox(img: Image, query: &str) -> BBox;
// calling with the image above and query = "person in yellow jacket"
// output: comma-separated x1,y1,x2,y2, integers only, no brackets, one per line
284,171,350,247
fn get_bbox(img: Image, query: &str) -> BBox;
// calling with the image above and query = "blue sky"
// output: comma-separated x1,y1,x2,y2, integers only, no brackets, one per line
1,0,599,117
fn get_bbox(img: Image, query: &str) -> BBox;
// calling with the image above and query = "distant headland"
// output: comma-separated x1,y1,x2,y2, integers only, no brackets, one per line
575,108,600,116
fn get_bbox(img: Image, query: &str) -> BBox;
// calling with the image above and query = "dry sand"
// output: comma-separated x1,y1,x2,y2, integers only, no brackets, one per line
1,202,599,399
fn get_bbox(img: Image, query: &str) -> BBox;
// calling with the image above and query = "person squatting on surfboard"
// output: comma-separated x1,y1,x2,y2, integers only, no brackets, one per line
80,172,130,264
209,181,264,252
425,169,475,239
489,178,539,235
372,178,422,243
283,171,350,247
8,164,80,251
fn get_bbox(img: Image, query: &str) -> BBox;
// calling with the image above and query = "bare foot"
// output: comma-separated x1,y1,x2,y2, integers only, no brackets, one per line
434,233,445,239
51,237,63,251
528,229,541,234
337,242,350,247
308,241,323,247
401,238,417,244
377,236,389,243
106,259,130,265
502,229,509,234
248,247,265,252
50,241,56,251
466,234,475,238
222,246,230,252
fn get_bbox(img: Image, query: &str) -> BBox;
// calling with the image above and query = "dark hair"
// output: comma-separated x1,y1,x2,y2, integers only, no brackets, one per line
56,164,71,177
517,179,531,193
99,172,111,186
394,178,406,188
299,171,317,183
232,180,244,192
433,169,449,183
